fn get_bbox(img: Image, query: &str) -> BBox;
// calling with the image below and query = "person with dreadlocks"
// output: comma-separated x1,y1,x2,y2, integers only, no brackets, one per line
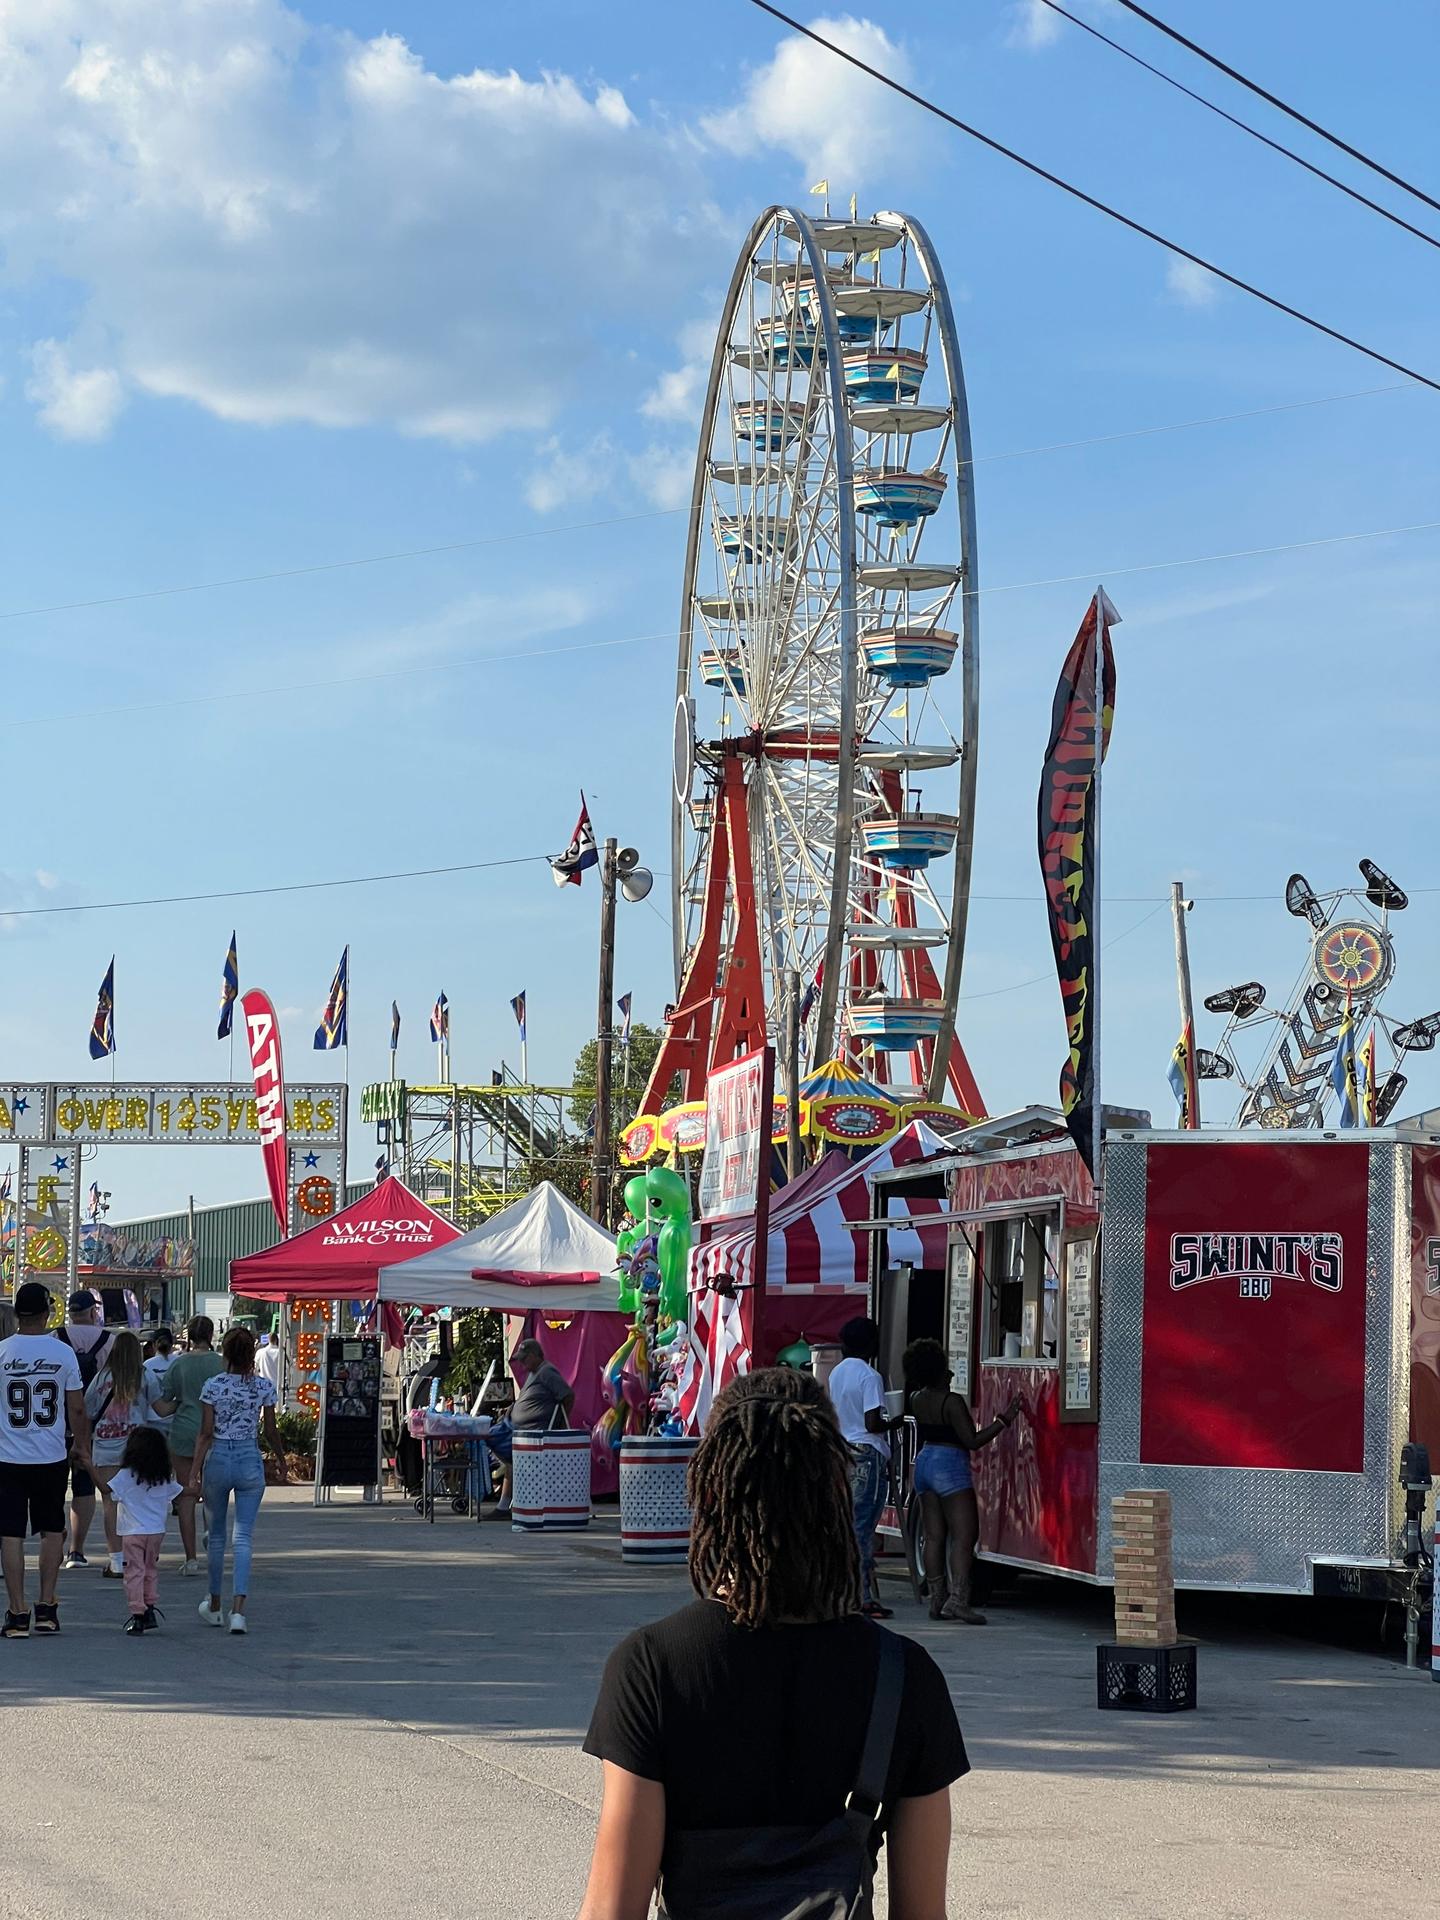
580,1367,966,1920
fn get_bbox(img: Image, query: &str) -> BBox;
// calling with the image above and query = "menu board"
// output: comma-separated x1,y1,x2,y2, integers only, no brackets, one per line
945,1235,975,1401
317,1336,382,1488
1061,1235,1099,1423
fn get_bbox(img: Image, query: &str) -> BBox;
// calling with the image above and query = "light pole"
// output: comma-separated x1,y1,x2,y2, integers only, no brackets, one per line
592,837,652,1227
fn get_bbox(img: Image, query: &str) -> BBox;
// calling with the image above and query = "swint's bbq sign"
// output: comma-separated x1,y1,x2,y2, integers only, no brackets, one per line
1168,1230,1343,1299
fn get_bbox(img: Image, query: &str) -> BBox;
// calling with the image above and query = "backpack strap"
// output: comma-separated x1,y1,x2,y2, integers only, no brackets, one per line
845,1627,904,1825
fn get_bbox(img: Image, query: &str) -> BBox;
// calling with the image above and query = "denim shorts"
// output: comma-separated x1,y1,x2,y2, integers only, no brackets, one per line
913,1444,973,1497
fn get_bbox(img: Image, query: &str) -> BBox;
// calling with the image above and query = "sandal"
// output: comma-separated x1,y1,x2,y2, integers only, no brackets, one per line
862,1600,894,1619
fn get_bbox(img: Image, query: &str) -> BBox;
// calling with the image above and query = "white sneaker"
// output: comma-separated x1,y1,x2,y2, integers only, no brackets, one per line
178,1559,201,1578
197,1599,224,1627
227,1611,247,1635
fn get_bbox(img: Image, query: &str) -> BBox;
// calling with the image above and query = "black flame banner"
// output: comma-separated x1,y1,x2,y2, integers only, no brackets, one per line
1037,593,1117,1175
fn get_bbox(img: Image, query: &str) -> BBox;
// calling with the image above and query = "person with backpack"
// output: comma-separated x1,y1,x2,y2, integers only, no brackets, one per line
579,1367,966,1920
58,1289,113,1571
85,1331,157,1581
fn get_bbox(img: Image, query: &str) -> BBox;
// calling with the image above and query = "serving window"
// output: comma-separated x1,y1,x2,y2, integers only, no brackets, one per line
979,1209,1061,1366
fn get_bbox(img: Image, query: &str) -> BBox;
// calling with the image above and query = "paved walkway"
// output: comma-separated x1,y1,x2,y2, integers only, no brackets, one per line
0,1490,1432,1918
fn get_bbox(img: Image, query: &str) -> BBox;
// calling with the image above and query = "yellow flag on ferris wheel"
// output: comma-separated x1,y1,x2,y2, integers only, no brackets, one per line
809,179,829,195
849,193,858,220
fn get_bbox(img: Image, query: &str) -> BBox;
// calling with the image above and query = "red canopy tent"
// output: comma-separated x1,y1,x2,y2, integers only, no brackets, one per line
229,1177,461,1302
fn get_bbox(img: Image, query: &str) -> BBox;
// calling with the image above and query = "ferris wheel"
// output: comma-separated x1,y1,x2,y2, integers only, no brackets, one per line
662,202,984,1114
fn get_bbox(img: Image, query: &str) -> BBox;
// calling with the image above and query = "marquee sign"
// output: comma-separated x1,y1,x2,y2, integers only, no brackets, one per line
0,1083,342,1147
0,1079,347,1293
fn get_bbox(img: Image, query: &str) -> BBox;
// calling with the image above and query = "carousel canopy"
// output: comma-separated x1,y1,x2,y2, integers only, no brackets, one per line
229,1176,461,1303
377,1180,621,1312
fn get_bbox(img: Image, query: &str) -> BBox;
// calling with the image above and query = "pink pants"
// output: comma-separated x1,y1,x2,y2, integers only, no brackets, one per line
122,1534,163,1613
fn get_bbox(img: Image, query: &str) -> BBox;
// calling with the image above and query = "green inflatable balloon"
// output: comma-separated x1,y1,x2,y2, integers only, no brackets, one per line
623,1175,651,1226
646,1166,693,1324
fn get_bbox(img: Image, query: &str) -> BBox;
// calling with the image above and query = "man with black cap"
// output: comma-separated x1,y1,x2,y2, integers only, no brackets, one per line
0,1282,93,1636
57,1288,112,1569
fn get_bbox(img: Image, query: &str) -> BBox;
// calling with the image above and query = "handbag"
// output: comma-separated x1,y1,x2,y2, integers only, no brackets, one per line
655,1626,904,1919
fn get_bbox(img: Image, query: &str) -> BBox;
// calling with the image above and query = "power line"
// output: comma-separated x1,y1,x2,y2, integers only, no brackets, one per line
0,855,551,920
13,513,1440,735
1112,0,1440,217
1035,0,1440,251
0,383,1417,631
743,1,1440,394
958,901,1168,1000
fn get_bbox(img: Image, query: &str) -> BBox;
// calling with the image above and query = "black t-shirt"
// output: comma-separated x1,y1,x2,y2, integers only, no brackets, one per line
584,1600,968,1830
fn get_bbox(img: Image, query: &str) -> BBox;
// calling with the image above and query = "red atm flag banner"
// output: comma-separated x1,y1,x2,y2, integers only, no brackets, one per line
1037,593,1116,1173
242,989,288,1237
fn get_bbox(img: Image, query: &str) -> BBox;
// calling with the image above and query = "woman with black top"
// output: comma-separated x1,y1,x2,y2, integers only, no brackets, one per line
580,1366,967,1920
904,1338,1022,1626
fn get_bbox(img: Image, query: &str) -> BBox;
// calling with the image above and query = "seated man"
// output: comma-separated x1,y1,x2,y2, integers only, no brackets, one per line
486,1338,574,1519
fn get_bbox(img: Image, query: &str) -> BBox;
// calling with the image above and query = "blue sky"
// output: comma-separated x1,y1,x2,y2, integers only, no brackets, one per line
0,1,1436,1217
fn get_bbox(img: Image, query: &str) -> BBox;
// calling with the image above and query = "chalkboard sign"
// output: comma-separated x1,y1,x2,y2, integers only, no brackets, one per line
316,1335,382,1489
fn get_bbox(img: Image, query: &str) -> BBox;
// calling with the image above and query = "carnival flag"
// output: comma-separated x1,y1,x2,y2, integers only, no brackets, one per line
809,178,829,196
618,992,633,1045
313,946,349,1050
390,1000,401,1053
1330,998,1360,1127
549,793,598,887
429,993,449,1043
0,1168,11,1206
1167,1021,1199,1129
510,991,528,1046
1360,1025,1378,1125
218,931,239,1040
88,958,116,1059
1037,591,1118,1175
87,1181,101,1220
241,988,288,1235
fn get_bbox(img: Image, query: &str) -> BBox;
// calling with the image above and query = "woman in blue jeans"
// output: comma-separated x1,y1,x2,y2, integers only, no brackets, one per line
903,1338,1022,1625
186,1326,287,1635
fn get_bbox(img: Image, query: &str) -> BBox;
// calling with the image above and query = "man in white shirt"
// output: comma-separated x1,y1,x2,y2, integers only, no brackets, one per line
256,1326,283,1392
825,1316,900,1619
1,1283,93,1637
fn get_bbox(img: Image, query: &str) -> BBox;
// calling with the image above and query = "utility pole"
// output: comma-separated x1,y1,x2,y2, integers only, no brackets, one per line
1170,880,1200,1129
592,836,618,1227
785,968,803,1179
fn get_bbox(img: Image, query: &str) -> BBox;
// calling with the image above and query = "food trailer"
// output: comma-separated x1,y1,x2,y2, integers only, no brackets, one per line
863,1109,1439,1610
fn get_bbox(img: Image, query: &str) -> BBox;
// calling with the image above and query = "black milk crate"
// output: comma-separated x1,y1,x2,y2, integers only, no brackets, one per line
1096,1640,1197,1713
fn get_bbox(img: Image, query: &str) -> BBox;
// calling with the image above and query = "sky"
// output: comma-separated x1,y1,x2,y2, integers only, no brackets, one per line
0,0,1437,1218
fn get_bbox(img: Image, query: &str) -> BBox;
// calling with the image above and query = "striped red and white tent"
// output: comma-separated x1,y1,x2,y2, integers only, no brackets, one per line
678,1121,953,1431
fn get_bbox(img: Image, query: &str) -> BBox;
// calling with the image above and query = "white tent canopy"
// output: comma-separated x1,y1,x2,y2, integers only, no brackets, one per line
377,1179,622,1313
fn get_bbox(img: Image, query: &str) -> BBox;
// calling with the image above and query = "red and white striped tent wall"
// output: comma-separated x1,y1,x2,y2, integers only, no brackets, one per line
679,1121,952,1431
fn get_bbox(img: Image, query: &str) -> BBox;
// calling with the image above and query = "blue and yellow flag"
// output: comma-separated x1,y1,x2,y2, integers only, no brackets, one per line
218,931,239,1040
1330,998,1359,1126
1167,1020,1199,1129
313,946,349,1050
89,958,116,1059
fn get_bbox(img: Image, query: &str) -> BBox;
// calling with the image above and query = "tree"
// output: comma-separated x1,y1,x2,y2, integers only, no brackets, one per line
568,1021,673,1134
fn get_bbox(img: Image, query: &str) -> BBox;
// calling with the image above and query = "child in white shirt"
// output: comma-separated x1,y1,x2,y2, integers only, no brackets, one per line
108,1427,183,1636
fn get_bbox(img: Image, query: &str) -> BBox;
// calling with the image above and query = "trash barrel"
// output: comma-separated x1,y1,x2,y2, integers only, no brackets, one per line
511,1429,592,1532
619,1434,699,1563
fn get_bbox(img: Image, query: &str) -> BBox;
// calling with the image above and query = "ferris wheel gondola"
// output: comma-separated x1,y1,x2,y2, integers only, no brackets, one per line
640,203,985,1135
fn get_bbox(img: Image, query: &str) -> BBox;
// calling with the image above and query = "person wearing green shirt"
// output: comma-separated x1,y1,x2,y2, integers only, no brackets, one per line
154,1317,222,1577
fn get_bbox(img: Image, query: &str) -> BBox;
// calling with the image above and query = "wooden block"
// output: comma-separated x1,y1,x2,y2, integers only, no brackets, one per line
1112,1492,1173,1511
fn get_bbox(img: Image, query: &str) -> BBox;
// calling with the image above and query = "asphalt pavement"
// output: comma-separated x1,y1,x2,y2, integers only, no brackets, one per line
0,1489,1432,1918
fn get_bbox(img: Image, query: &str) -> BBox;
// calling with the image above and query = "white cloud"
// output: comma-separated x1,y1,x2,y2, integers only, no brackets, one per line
702,14,915,182
25,341,127,440
641,318,716,426
0,2,723,444
524,435,621,514
1008,0,1063,48
1165,258,1223,308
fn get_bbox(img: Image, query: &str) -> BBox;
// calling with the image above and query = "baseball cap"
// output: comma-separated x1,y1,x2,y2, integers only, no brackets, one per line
15,1281,53,1319
67,1288,99,1313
